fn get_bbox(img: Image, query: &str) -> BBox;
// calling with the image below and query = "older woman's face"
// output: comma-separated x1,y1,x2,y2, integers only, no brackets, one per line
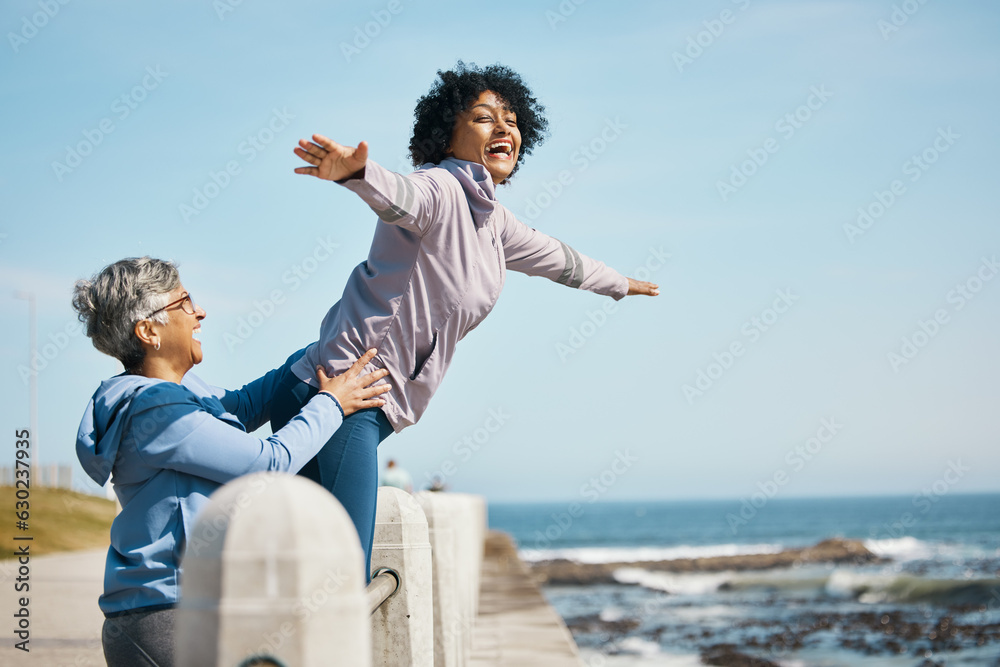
155,284,206,369
447,91,521,185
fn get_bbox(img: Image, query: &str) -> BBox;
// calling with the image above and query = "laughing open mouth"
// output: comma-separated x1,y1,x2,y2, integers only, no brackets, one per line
486,140,513,159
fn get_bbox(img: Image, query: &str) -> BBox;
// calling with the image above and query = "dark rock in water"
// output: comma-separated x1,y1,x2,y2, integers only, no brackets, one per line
700,643,780,666
530,537,883,585
563,613,639,638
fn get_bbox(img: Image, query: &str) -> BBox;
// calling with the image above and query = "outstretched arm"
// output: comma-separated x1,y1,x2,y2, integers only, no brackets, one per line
135,352,391,485
293,135,441,235
627,277,660,297
497,207,659,300
294,134,368,182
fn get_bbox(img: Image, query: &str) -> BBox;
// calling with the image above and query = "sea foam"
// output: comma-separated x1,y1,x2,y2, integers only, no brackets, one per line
613,568,733,595
520,542,783,564
863,536,935,561
825,568,1000,605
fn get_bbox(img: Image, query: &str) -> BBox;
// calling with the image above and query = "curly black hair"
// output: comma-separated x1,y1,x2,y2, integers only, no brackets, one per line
408,61,549,183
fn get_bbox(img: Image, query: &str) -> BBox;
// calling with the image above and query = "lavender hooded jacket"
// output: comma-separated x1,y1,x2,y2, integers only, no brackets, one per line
291,157,627,431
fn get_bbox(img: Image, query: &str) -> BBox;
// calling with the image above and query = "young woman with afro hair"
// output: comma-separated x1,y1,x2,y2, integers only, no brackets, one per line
271,61,659,576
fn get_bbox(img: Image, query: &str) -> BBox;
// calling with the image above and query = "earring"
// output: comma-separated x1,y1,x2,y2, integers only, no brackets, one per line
154,341,161,351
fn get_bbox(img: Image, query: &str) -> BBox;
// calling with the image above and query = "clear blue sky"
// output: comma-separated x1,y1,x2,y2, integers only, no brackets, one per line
2,0,998,502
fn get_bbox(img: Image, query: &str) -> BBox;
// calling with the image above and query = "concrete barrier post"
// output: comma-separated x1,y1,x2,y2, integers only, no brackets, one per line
467,495,487,616
415,491,460,667
370,487,433,667
176,473,370,667
445,493,487,663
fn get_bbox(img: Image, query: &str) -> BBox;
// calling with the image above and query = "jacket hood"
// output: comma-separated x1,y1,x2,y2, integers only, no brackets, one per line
432,158,497,227
76,373,162,486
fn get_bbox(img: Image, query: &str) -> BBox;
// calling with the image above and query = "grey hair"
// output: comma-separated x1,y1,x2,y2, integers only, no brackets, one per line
72,257,181,371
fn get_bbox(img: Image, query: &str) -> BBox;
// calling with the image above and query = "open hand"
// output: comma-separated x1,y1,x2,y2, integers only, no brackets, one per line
627,278,660,296
315,348,391,416
294,134,368,182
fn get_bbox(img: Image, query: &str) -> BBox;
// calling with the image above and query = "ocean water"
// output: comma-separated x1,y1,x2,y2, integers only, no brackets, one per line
488,494,1000,666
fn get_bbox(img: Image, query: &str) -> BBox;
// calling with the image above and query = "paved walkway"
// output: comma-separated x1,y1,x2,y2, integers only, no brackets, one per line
2,547,107,665
470,532,583,667
3,533,583,666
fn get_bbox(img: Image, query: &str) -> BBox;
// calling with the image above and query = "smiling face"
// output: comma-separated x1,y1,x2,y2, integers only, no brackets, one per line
446,90,521,185
151,285,206,373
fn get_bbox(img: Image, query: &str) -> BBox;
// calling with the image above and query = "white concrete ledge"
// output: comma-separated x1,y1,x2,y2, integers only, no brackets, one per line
176,473,370,667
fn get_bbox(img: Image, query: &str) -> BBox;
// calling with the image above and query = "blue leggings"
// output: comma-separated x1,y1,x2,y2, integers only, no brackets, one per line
270,370,394,580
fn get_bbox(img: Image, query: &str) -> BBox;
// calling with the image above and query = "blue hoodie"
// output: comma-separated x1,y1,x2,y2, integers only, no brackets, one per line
76,349,343,615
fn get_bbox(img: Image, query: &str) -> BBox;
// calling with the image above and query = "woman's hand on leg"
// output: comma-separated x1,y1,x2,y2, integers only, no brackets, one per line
316,349,391,416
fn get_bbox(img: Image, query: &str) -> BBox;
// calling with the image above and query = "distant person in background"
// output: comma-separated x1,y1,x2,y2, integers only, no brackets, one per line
72,257,389,667
426,475,447,492
380,459,413,493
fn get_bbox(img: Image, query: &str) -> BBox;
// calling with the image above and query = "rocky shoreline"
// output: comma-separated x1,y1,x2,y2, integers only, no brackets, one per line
529,538,883,586
564,607,1000,664
539,537,1000,663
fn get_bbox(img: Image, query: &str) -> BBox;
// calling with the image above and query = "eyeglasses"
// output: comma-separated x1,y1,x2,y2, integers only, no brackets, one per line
146,292,197,318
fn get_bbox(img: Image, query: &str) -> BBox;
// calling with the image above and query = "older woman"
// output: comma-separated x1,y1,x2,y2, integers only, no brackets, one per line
73,256,390,667
272,62,659,576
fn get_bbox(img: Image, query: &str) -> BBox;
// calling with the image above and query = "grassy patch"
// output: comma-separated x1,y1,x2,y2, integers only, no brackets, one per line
0,486,116,558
